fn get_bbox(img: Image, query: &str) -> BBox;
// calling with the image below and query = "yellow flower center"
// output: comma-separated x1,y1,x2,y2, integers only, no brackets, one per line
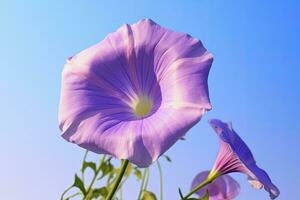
134,97,152,117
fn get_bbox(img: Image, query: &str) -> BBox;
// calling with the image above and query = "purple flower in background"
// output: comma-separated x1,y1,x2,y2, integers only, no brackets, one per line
58,19,213,167
191,170,240,200
208,119,280,199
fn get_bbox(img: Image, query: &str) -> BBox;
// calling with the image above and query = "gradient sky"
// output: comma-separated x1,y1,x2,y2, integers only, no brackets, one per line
1,1,299,199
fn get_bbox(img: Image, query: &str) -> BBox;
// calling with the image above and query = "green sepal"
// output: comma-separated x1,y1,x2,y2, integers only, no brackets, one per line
163,155,172,162
178,188,184,199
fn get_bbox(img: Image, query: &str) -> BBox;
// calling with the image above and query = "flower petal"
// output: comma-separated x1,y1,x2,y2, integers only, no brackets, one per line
141,106,206,162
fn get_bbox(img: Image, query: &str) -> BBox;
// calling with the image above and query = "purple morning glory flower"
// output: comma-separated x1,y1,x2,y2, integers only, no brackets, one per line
191,170,240,200
58,19,213,167
208,119,280,199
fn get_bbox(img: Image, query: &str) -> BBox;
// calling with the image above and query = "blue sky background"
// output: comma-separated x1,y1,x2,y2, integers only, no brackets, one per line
1,0,299,199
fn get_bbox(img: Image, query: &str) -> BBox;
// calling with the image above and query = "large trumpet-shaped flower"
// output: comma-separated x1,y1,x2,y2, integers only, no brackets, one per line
58,19,213,167
208,119,280,199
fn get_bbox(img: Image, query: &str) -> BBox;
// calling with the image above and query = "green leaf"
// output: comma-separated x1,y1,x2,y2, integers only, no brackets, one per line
178,188,184,200
91,187,108,198
163,155,172,162
99,161,114,179
73,174,86,195
81,161,97,174
106,171,116,185
141,190,157,200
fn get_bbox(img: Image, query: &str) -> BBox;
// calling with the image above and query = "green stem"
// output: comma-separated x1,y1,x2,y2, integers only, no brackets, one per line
182,178,212,200
106,159,129,200
60,185,73,200
82,150,89,183
137,168,148,200
65,192,81,199
144,168,150,191
157,161,163,200
84,155,106,200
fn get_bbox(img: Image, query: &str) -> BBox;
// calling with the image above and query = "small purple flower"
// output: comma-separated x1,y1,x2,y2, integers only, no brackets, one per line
208,119,280,199
191,170,240,200
59,19,213,167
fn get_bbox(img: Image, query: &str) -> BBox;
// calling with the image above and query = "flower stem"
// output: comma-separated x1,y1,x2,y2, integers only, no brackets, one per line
182,178,212,199
137,168,149,200
84,155,106,200
157,161,163,200
182,171,221,200
65,192,81,199
106,159,129,200
144,168,150,191
60,185,73,200
82,150,89,183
